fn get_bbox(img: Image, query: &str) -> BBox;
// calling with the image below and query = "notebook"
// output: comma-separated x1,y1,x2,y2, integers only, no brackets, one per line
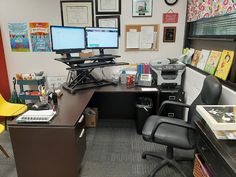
16,110,56,123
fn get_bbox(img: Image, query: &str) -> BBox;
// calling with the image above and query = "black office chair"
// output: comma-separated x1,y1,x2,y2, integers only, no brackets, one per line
142,75,222,177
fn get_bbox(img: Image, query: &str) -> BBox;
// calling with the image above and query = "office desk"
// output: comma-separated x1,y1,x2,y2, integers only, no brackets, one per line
195,119,236,177
8,85,158,177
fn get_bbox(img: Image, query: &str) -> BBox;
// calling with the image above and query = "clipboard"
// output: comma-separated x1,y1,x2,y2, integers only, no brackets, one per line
125,24,159,51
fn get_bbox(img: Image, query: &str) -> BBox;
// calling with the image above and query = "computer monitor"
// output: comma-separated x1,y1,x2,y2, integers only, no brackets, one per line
50,26,85,58
85,27,119,56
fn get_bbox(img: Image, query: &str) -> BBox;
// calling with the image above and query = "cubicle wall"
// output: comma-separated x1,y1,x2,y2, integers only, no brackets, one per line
183,67,236,105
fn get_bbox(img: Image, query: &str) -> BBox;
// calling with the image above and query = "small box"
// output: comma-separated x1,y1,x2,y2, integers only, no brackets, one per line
84,107,98,128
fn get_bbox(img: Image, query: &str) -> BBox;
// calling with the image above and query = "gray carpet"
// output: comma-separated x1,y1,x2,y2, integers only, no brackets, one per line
0,120,193,177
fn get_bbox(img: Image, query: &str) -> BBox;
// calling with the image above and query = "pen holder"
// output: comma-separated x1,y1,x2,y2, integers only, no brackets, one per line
39,95,48,104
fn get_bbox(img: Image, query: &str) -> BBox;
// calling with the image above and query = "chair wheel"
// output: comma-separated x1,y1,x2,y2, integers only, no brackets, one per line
142,154,147,159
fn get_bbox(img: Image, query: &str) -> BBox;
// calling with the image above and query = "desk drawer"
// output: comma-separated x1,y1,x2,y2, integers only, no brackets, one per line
197,138,232,177
75,128,86,169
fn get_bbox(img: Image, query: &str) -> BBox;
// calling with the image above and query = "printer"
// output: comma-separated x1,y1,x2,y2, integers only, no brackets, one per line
150,58,185,88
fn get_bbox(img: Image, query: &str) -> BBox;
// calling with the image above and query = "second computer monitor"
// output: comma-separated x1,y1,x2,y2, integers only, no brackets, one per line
86,27,119,56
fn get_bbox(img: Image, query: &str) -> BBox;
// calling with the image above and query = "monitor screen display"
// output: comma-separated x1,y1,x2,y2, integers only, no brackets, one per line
86,27,119,49
50,26,85,53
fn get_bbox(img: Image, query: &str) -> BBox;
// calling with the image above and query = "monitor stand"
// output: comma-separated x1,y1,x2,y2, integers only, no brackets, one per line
94,49,112,57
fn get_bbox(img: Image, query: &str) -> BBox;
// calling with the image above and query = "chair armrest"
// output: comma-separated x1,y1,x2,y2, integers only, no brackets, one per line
158,100,191,115
151,116,196,139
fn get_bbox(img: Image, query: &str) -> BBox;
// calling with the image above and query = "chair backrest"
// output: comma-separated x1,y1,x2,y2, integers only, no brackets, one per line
188,75,222,125
0,94,8,105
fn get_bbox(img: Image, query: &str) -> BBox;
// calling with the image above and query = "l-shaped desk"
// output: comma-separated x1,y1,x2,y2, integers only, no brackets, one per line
8,85,159,177
9,85,236,177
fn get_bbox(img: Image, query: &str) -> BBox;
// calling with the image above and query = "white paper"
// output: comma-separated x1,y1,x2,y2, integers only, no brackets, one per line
100,0,117,10
127,32,140,48
66,6,88,24
140,26,154,49
99,19,117,27
141,88,158,92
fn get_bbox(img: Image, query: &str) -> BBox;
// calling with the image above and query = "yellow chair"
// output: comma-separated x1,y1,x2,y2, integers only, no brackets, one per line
0,94,27,129
0,124,9,158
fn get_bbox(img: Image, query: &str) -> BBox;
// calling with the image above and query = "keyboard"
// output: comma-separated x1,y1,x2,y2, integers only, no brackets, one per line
78,61,113,68
16,110,56,123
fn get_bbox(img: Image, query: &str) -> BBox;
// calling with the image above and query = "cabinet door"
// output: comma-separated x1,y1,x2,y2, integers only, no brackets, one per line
0,31,10,100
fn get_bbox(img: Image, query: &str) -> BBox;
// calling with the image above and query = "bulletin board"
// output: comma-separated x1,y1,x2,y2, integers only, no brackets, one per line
125,24,159,51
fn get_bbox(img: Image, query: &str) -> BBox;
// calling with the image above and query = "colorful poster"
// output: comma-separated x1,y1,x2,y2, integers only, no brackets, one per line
29,22,51,52
187,0,236,22
8,23,30,52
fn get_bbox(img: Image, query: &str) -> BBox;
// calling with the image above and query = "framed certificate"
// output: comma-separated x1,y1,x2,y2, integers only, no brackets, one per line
95,0,121,14
96,16,120,35
61,1,94,27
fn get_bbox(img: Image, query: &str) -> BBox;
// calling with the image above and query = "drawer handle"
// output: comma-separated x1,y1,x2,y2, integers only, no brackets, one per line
168,113,175,118
79,128,85,138
78,115,84,123
169,96,175,100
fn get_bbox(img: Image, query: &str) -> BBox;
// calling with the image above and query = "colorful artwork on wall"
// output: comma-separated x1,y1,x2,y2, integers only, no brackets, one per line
187,0,236,22
29,22,51,52
8,23,30,52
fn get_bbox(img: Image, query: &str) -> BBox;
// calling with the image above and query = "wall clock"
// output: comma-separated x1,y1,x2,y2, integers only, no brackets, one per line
164,0,178,6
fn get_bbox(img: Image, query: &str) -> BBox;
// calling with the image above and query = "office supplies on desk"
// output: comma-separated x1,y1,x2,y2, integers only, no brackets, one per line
16,109,56,123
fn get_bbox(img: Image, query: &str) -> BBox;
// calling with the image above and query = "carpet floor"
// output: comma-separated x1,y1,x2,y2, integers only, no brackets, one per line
0,119,194,177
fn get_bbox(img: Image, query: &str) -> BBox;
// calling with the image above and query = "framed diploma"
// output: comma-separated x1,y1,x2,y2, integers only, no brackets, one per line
95,0,121,14
96,16,120,35
61,1,94,27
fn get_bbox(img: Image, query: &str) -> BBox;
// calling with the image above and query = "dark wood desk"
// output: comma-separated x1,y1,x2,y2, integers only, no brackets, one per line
195,119,236,177
8,85,159,177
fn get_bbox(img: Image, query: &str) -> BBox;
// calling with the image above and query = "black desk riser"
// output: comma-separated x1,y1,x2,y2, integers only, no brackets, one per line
55,55,129,94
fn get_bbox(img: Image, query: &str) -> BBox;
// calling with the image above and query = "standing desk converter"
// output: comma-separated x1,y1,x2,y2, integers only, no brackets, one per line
8,85,159,177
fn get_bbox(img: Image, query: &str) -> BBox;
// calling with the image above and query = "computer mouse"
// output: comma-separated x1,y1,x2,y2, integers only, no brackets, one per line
32,104,39,109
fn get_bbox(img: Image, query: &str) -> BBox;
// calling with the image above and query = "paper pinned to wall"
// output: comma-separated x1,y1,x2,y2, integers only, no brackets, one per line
126,31,140,48
140,26,154,49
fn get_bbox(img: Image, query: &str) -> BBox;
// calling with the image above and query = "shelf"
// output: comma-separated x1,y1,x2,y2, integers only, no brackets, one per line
187,37,236,42
19,95,40,100
67,62,129,71
17,77,45,85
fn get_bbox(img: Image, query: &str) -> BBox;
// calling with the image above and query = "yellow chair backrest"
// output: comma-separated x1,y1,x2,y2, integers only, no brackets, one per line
0,93,27,117
0,94,8,105
0,124,4,134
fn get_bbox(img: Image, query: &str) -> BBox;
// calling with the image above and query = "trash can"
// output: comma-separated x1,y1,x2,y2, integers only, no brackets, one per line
136,97,153,134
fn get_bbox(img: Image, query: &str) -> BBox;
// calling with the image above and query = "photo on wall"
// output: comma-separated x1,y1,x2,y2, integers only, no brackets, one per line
132,0,153,17
163,26,176,42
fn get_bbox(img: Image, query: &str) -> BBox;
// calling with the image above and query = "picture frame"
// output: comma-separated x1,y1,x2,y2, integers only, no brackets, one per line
163,26,176,42
96,16,120,35
60,1,94,27
95,0,121,14
132,0,153,17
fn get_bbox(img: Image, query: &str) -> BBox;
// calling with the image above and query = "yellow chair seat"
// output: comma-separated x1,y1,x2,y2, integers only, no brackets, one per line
0,94,27,117
0,124,4,134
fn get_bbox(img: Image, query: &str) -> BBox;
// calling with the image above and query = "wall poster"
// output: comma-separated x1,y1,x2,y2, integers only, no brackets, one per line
29,22,51,52
8,23,30,52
